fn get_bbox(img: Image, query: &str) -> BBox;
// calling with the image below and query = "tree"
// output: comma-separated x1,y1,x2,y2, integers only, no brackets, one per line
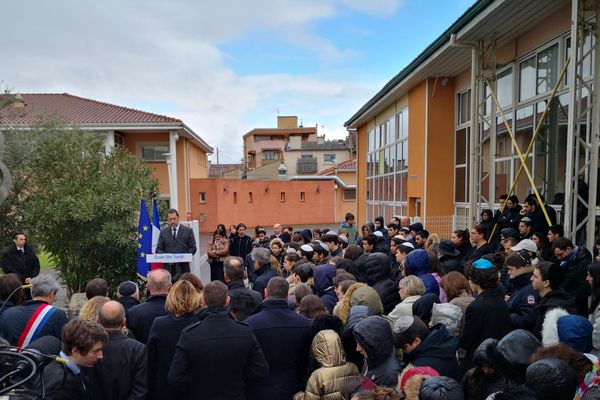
25,123,158,294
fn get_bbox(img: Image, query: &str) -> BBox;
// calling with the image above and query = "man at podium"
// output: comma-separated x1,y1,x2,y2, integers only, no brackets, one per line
156,208,197,282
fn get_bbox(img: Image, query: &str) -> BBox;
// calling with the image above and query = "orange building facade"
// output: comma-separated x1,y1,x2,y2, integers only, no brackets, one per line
346,0,583,238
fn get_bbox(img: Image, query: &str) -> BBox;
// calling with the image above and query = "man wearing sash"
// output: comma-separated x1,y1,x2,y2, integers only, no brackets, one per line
0,274,68,346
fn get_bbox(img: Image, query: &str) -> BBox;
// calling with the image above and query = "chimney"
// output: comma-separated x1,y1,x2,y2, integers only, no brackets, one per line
12,93,25,109
277,116,298,129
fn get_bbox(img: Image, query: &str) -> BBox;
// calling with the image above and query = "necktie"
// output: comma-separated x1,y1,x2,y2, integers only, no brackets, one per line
172,228,177,239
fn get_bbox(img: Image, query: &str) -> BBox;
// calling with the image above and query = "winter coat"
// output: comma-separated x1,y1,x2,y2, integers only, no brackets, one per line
406,250,440,297
0,300,68,346
495,329,541,384
560,246,593,316
0,243,40,281
227,279,263,311
355,252,400,314
533,288,577,339
245,299,312,400
404,324,459,379
412,293,441,325
387,295,420,322
463,243,495,265
506,270,539,331
460,287,511,365
43,361,93,400
497,205,522,231
146,312,200,400
419,376,465,400
439,255,462,274
93,331,147,400
314,264,338,314
461,339,507,400
336,283,383,325
341,305,371,371
126,295,168,344
449,291,475,334
168,308,269,400
118,296,139,317
353,315,401,387
293,330,359,400
230,235,254,260
252,263,279,299
525,358,578,400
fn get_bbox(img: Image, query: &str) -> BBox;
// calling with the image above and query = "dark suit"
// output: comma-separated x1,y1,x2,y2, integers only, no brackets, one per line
1,243,40,281
156,224,196,282
126,295,168,344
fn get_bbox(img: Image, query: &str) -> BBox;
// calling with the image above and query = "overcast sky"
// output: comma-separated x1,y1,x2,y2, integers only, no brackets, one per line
2,0,474,163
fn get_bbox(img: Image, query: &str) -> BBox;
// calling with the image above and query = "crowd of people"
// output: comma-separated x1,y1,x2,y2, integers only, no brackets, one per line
2,196,600,399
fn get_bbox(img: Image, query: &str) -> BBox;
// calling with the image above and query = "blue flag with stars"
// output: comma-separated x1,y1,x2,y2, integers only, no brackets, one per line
137,199,152,278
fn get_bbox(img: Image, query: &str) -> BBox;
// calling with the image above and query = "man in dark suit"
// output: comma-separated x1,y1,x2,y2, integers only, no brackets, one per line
1,231,40,284
270,223,291,243
168,281,269,400
155,209,197,282
126,269,171,344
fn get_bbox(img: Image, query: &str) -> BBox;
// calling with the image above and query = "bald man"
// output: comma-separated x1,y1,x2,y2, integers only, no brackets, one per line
95,301,147,399
270,223,291,243
126,269,172,343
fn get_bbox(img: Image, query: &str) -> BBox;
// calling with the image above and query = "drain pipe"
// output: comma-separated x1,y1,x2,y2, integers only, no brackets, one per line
450,33,479,228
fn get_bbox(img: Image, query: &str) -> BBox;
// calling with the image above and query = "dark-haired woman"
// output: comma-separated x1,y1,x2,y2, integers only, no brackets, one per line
588,262,600,354
0,273,24,316
207,229,229,282
450,229,471,264
459,259,511,371
531,261,577,340
531,231,552,261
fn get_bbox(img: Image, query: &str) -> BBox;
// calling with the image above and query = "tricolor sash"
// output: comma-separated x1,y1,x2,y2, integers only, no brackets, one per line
17,303,57,349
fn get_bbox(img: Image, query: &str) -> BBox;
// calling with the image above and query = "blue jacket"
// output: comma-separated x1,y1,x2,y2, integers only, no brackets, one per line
0,300,68,346
245,299,312,400
314,264,337,313
405,324,459,379
406,250,440,297
507,272,540,331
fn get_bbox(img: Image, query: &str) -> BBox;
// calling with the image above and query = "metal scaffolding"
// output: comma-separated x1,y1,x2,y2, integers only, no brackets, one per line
467,0,600,248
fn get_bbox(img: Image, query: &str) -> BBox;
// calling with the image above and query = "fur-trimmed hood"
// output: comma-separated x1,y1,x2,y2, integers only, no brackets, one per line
338,283,383,324
541,307,569,347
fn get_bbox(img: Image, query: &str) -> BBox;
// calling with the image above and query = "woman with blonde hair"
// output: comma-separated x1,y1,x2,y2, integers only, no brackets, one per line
79,296,110,321
424,233,441,252
147,280,203,399
387,276,425,322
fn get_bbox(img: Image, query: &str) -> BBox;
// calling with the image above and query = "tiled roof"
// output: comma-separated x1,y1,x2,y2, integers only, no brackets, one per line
209,163,243,177
318,158,356,175
296,140,350,151
0,93,182,125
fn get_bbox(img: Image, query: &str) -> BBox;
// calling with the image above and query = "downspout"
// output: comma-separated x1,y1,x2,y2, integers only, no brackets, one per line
587,1,600,249
169,130,179,210
450,33,479,227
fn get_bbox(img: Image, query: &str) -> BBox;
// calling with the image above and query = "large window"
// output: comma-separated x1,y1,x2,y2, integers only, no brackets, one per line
141,145,169,162
366,107,408,222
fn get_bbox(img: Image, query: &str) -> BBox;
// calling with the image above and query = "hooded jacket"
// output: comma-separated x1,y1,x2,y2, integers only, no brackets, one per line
525,359,578,400
460,338,507,400
533,288,577,339
314,264,338,314
405,324,460,379
359,252,400,314
293,330,359,400
419,376,465,400
352,315,401,387
406,250,440,297
337,283,383,325
341,305,371,371
495,329,541,384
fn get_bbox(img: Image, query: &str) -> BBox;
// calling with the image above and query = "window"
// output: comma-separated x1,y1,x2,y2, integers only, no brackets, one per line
114,132,125,148
141,145,169,161
519,57,536,101
300,192,305,202
199,192,206,203
537,44,558,95
263,150,280,160
280,192,286,202
248,192,253,203
324,154,336,163
343,191,356,201
457,90,471,125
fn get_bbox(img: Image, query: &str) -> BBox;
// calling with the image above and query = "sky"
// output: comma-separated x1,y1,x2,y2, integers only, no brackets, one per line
1,0,475,164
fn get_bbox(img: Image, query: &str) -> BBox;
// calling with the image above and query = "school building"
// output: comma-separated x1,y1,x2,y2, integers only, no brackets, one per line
345,0,600,246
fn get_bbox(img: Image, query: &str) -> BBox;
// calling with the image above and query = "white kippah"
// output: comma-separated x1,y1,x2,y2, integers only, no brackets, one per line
373,231,384,238
401,242,415,249
317,241,329,252
300,244,313,252
393,315,415,334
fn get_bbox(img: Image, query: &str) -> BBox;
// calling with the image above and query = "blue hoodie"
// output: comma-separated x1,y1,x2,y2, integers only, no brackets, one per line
313,264,337,313
406,249,440,297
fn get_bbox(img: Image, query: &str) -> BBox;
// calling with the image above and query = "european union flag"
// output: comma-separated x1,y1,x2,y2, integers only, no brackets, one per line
137,199,152,278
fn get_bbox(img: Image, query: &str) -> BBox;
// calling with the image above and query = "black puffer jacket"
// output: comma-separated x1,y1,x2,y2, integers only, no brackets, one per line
525,358,577,400
404,324,459,379
560,246,593,316
419,376,465,400
495,329,541,384
507,271,540,331
352,315,400,387
461,339,507,400
532,288,577,339
358,253,400,314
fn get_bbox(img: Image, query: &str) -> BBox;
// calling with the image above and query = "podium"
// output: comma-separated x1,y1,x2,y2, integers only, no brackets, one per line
146,253,193,263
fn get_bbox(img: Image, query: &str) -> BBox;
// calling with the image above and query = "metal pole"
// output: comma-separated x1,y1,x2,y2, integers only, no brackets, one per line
586,3,600,249
564,0,580,238
468,45,479,227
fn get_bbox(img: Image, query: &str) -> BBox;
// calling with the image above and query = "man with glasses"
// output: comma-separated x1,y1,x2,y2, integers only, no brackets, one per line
552,237,592,316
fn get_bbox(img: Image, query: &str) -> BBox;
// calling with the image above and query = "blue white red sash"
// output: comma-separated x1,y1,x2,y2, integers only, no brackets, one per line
17,304,57,349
